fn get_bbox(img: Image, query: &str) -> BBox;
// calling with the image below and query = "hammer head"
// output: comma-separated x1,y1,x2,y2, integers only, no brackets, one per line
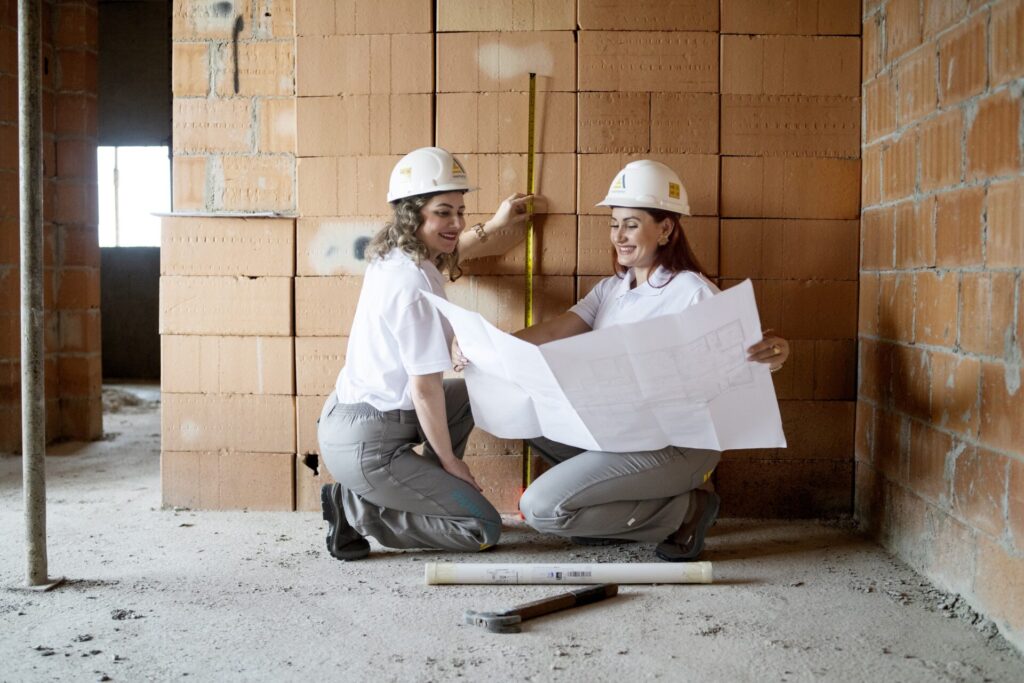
464,610,522,633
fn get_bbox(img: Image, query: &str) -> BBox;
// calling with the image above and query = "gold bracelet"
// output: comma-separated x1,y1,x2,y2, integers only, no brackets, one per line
472,223,488,243
769,364,783,373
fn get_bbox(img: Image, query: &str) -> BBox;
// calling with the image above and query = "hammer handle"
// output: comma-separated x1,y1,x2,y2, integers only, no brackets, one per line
505,584,618,621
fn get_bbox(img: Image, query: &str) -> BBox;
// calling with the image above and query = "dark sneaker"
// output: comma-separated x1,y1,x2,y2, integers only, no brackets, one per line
655,490,720,562
320,484,370,561
570,536,636,546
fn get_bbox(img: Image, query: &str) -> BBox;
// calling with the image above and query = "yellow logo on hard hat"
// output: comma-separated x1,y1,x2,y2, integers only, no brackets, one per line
668,182,680,199
612,174,625,191
452,159,466,177
398,166,412,178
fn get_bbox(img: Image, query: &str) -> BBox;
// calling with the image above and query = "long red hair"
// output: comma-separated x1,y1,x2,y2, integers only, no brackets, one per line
610,208,705,287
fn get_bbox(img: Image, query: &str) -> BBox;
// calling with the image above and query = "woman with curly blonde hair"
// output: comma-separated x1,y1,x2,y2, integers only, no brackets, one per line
317,147,530,560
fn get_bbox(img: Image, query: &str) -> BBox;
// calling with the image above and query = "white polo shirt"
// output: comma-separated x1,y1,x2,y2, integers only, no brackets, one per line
336,249,453,411
570,267,719,330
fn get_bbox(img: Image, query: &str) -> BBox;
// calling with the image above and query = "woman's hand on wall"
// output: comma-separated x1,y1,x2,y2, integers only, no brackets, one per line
458,193,535,260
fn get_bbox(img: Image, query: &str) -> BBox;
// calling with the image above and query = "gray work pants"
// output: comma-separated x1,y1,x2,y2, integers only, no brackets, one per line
519,437,720,542
317,380,501,552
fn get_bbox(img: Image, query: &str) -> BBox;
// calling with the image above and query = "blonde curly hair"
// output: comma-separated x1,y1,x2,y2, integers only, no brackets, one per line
364,193,463,281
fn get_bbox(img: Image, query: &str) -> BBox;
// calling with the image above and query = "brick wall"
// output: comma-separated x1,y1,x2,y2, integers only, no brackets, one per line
1,0,102,453
168,0,865,515
858,0,1024,651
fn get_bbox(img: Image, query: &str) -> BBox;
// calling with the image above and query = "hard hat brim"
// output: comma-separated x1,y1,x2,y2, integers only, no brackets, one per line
596,195,691,215
387,184,478,203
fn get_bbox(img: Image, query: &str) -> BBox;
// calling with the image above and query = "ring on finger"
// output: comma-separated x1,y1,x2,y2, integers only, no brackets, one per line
771,344,781,356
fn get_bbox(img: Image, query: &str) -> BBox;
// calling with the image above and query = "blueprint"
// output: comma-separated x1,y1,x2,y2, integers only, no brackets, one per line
423,279,787,452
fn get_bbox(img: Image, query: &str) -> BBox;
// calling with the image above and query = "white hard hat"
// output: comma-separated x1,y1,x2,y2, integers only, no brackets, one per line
386,147,475,203
596,160,691,215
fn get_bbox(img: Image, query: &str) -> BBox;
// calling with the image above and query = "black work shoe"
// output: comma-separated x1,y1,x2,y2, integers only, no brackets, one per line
570,536,636,546
320,484,370,561
655,490,720,562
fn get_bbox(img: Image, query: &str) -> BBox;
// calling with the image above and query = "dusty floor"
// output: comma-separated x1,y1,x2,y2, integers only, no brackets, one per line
1,386,1022,682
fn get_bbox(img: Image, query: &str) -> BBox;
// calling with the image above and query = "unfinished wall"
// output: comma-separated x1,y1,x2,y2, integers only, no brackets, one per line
165,0,864,515
857,0,1024,651
0,0,103,453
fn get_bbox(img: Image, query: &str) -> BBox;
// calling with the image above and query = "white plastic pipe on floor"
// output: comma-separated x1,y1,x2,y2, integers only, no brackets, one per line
425,562,713,585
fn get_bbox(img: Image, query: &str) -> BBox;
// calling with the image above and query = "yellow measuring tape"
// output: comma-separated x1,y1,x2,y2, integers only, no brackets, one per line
523,73,537,490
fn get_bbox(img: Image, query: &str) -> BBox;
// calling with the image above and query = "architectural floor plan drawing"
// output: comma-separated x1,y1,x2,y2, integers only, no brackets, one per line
423,280,786,452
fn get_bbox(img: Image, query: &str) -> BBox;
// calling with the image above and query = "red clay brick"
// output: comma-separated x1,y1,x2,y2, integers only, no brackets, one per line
882,133,917,201
861,206,894,270
919,108,963,191
908,421,953,504
855,402,874,464
59,309,101,353
0,74,14,123
896,45,937,126
874,408,906,483
57,49,97,92
172,42,210,97
56,268,99,309
921,506,977,597
57,353,101,398
954,445,1008,537
975,536,1024,637
960,271,1017,356
859,272,880,337
967,89,1021,180
54,3,96,49
886,0,923,62
54,181,96,225
938,11,988,106
172,156,207,212
894,198,936,268
987,176,1024,267
980,361,1024,455
1010,458,1024,551
862,142,884,207
878,273,915,342
772,340,855,401
892,344,931,420
915,270,959,346
59,224,100,268
864,73,896,143
991,0,1024,86
719,219,858,280
715,458,853,518
923,0,969,39
60,395,102,441
935,185,984,266
779,280,858,339
55,93,97,136
930,351,981,436
813,340,857,399
864,12,884,79
859,338,894,403
55,138,96,180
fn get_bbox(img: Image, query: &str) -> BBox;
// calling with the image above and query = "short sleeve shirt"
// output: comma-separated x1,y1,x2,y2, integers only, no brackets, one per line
570,266,720,330
336,249,453,411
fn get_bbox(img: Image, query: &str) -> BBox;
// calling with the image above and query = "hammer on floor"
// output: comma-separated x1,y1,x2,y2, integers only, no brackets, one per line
464,583,619,633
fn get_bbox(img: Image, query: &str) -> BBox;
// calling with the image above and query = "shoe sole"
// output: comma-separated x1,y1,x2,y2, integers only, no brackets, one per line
655,492,721,562
321,485,369,561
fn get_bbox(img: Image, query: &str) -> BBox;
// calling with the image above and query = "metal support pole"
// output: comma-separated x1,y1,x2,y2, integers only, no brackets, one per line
18,0,58,590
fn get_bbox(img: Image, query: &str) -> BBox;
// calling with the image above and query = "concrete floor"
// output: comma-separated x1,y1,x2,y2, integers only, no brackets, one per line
1,386,1022,682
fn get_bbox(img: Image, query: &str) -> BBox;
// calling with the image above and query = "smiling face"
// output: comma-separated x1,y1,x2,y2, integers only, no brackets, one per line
416,191,466,260
609,207,672,274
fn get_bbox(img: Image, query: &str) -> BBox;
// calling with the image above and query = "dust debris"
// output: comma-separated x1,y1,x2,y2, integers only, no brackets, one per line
110,609,143,620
